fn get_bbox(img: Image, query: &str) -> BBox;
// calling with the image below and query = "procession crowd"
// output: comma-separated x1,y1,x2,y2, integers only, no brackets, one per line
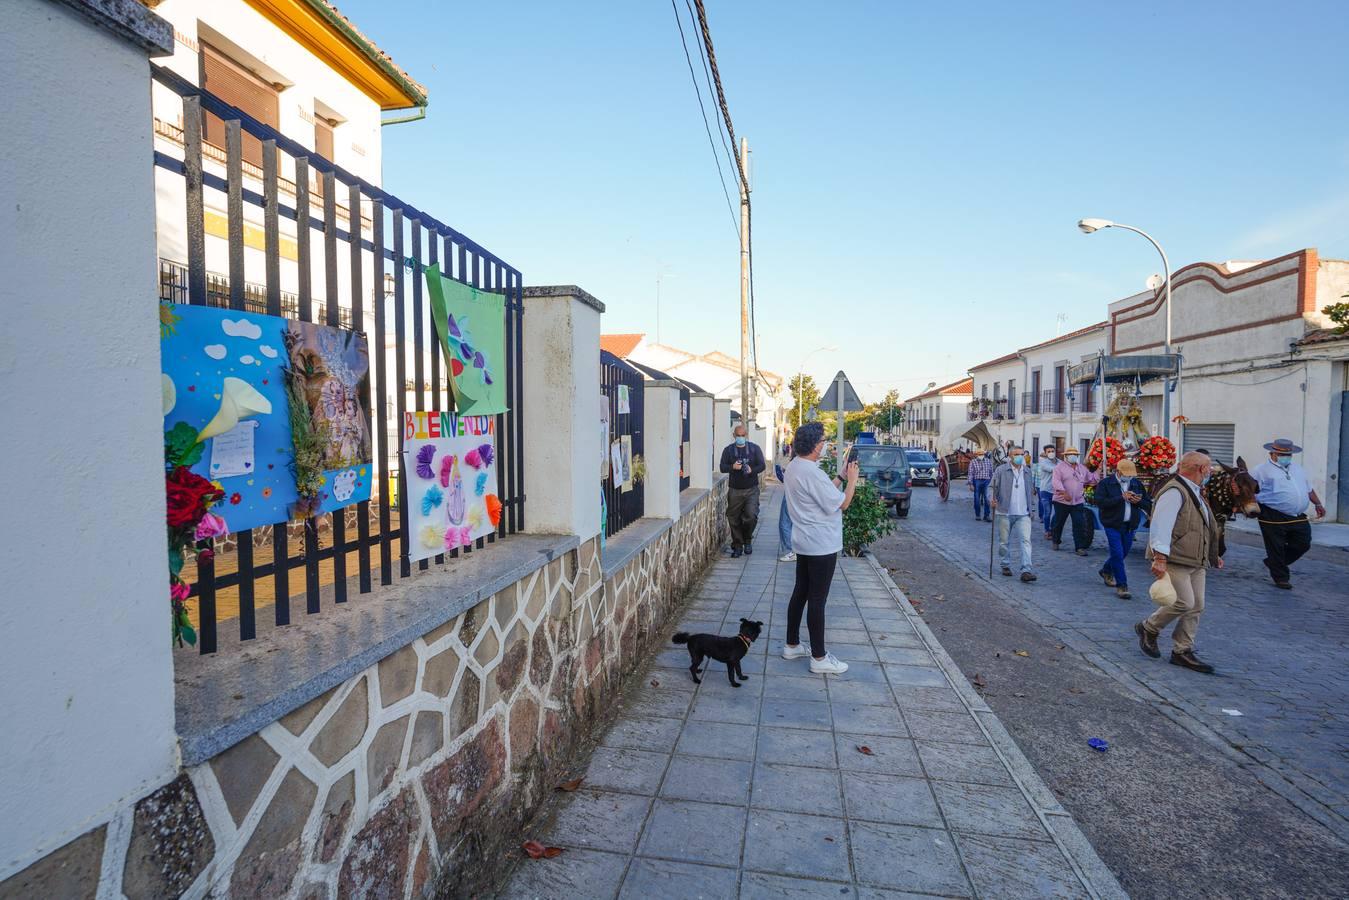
964,438,1327,674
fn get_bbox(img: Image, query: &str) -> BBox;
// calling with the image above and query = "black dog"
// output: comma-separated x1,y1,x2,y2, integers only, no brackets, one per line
672,618,763,687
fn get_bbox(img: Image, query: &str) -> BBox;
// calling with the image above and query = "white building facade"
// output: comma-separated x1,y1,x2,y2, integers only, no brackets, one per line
899,378,974,452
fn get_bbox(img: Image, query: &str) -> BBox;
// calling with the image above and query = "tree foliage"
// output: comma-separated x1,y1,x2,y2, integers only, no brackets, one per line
789,373,822,430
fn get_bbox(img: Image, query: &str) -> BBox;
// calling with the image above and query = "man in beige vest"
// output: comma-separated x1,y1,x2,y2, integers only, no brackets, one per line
1134,451,1223,674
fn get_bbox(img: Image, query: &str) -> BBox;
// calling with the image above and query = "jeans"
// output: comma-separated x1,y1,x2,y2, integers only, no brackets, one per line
997,513,1033,573
1038,489,1054,531
786,552,838,658
972,479,990,518
1099,526,1135,586
778,495,793,555
1257,504,1312,582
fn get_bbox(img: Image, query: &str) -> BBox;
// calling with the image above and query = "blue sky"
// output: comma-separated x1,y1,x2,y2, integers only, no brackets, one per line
343,0,1349,401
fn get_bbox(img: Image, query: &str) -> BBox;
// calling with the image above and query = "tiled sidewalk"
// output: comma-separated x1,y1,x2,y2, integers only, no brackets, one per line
503,489,1123,899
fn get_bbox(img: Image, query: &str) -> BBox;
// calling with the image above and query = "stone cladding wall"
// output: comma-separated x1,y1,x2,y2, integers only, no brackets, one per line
0,486,724,899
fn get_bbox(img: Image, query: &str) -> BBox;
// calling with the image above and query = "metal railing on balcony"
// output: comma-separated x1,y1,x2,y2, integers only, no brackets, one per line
153,65,525,654
1031,386,1096,416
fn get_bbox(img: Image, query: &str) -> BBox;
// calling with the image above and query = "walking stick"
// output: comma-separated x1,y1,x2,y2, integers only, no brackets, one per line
988,510,996,578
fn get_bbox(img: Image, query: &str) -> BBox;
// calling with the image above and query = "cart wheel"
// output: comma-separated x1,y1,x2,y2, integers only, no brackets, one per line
937,458,950,501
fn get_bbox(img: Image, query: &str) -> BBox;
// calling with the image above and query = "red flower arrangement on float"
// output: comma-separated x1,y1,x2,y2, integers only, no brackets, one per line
1137,435,1177,472
1085,436,1125,471
164,422,227,647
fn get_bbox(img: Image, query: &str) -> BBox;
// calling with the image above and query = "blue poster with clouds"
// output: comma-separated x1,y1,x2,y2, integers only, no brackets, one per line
159,303,373,533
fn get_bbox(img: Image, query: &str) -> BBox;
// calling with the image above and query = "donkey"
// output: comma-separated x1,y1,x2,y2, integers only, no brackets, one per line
1151,457,1259,556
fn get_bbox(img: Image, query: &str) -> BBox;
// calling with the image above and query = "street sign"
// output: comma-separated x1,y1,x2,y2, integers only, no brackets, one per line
819,370,864,412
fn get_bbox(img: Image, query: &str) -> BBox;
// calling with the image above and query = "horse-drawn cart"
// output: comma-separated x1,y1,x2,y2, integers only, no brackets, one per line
937,450,970,501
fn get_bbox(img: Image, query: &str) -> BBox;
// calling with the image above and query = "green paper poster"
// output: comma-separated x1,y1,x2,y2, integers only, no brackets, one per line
425,264,509,415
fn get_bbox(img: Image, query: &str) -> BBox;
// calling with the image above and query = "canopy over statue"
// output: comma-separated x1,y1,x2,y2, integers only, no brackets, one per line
1070,352,1183,450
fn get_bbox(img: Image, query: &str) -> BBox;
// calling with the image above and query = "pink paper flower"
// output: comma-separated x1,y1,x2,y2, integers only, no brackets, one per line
194,511,229,541
170,581,190,603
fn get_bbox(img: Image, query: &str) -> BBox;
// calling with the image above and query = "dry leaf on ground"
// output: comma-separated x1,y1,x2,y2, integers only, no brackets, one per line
1014,650,1030,657
856,745,875,756
972,673,987,689
556,778,584,792
522,840,564,859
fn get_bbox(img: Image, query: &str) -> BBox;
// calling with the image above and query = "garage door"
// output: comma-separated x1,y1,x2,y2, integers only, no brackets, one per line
1182,424,1235,466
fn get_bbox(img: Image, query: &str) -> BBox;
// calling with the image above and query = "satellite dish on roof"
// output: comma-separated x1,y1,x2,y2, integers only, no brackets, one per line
1146,274,1163,291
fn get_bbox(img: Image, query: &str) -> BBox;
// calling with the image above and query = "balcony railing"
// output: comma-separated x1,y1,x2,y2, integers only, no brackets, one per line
1029,386,1095,416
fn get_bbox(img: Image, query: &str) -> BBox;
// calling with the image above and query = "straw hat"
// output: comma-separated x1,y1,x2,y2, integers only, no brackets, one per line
1116,459,1138,477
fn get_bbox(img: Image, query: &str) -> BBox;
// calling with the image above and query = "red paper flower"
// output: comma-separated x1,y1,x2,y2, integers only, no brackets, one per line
166,466,224,528
229,492,242,505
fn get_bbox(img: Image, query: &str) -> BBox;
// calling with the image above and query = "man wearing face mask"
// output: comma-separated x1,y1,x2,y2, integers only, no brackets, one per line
989,447,1038,582
1251,438,1325,590
967,450,995,522
720,424,766,558
1036,446,1058,539
1136,451,1223,673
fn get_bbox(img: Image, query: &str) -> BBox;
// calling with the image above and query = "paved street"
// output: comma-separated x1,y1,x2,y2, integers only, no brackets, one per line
870,484,1349,898
502,488,1122,898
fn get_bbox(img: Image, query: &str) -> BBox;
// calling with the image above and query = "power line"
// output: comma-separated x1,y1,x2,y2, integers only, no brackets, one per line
684,0,739,187
690,0,765,386
669,0,739,237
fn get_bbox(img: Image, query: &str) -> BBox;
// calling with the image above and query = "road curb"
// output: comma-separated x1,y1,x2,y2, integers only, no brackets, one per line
862,552,1130,900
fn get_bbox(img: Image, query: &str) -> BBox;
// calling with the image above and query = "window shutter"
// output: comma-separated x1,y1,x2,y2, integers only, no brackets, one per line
315,118,335,162
201,44,279,168
1181,424,1235,467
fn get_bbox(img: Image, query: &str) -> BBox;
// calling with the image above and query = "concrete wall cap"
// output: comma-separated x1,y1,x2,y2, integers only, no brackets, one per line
644,379,682,389
522,284,605,313
49,0,175,56
690,391,715,399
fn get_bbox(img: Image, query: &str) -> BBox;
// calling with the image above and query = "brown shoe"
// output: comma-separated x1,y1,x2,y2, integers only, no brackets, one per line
1020,571,1037,583
1001,565,1013,576
1052,542,1061,551
1170,649,1215,674
1099,570,1116,587
1116,586,1132,600
1075,548,1088,557
1273,579,1292,590
1135,621,1160,658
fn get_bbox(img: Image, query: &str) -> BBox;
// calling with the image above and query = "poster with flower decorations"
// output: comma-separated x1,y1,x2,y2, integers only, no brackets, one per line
401,411,501,561
159,302,373,535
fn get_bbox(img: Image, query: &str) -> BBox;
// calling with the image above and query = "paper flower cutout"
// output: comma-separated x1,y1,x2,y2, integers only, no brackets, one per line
439,454,455,488
420,525,445,549
465,448,482,468
476,443,494,467
415,444,437,479
475,471,489,497
421,485,444,516
485,494,502,527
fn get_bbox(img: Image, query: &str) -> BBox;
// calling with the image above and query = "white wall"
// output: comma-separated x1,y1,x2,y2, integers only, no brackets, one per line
688,393,715,489
522,290,602,540
0,0,179,877
644,382,683,519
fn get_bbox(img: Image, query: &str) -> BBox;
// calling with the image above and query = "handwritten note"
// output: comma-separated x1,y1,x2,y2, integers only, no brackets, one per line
209,420,258,478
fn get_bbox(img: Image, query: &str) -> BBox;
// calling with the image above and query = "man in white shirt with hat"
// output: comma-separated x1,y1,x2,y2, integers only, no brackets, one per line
1250,437,1325,590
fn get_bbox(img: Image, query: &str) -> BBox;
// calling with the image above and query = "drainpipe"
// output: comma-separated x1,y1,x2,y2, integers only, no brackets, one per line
381,106,427,126
1019,351,1029,449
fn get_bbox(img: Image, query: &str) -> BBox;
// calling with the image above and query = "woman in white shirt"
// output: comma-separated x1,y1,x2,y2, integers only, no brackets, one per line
781,422,861,675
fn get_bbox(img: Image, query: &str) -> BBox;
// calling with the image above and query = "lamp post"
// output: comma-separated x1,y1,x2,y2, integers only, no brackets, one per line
795,345,837,430
1077,218,1177,440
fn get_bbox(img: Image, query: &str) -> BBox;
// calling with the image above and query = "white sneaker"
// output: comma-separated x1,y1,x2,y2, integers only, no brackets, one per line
782,642,812,660
810,653,849,675
779,552,796,562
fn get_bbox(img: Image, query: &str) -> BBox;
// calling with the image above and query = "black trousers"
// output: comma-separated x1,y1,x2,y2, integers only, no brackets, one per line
1050,502,1092,550
786,551,838,658
1257,504,1312,582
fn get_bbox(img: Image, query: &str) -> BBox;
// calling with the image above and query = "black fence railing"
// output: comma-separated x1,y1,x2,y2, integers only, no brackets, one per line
601,351,645,537
678,383,692,492
152,65,524,654
1034,386,1095,416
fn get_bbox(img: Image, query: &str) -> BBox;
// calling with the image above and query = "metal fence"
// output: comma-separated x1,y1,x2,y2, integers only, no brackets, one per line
601,351,644,537
677,382,692,492
152,65,524,654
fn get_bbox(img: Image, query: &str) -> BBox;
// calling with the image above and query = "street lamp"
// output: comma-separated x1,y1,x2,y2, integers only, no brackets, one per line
796,345,837,430
1077,218,1178,440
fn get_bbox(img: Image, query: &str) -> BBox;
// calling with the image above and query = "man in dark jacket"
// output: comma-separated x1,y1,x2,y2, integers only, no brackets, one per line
720,424,766,557
1096,459,1151,598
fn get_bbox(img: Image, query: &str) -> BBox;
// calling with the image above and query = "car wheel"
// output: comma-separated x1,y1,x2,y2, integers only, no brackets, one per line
896,505,909,518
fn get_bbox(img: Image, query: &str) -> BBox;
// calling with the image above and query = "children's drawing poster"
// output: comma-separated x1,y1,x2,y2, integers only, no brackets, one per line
617,384,631,415
610,440,625,488
402,411,500,562
620,435,634,492
599,397,611,478
160,303,373,533
424,264,508,416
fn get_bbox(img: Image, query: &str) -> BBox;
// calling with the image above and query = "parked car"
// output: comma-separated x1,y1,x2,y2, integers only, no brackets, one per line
905,450,939,485
854,444,911,517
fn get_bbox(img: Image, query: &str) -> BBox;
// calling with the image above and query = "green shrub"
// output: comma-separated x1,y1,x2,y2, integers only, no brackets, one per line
1323,300,1349,334
821,457,897,555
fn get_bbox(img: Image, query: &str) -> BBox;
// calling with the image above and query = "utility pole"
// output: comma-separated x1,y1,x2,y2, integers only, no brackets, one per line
739,136,751,428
